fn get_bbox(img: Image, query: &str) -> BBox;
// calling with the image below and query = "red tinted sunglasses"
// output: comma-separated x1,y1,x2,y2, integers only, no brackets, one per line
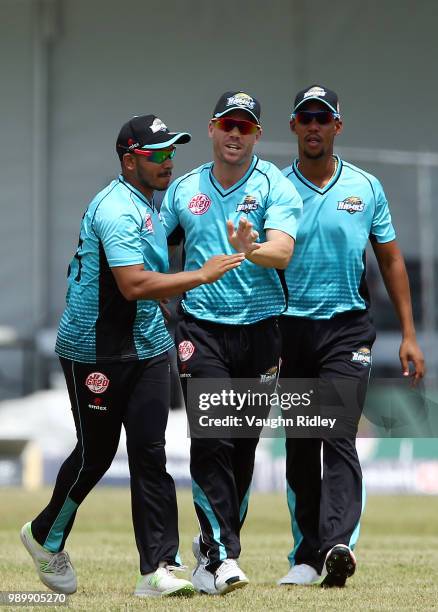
292,111,340,125
212,117,260,135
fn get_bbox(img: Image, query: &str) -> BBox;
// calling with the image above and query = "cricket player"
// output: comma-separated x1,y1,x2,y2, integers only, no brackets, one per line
278,85,425,587
160,91,303,594
20,114,245,598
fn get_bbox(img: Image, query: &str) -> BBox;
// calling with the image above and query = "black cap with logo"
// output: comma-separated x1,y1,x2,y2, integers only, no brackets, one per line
212,91,261,124
116,114,191,160
292,85,340,116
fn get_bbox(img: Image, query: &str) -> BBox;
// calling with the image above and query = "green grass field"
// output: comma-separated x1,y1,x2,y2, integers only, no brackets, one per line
1,488,438,611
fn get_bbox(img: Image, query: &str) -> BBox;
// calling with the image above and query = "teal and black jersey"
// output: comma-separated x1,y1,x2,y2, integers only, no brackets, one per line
160,155,303,325
55,176,173,363
282,156,396,319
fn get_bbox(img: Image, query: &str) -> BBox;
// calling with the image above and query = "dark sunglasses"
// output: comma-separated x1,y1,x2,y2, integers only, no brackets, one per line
212,117,260,135
292,111,340,125
131,147,176,163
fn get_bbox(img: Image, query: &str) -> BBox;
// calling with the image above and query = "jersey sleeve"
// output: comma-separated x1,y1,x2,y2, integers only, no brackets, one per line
264,173,303,239
94,208,144,267
159,180,181,238
370,179,396,243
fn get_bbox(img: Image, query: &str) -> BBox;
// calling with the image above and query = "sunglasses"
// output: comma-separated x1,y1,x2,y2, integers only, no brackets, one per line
212,117,260,135
131,147,176,163
292,111,340,125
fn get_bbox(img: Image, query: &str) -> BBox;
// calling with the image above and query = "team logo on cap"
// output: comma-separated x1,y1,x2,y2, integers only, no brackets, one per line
150,118,167,133
85,372,110,394
337,196,364,214
178,340,195,362
143,213,154,234
351,347,371,366
236,195,259,214
304,86,327,98
188,194,211,215
226,93,256,110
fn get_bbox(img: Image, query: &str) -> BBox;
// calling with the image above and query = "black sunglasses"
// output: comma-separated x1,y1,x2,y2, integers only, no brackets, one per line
292,111,340,125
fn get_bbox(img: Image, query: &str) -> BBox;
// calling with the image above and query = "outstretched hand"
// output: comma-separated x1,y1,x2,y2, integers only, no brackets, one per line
227,217,261,256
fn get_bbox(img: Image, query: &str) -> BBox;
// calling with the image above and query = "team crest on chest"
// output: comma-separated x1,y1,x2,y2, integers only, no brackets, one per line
188,194,211,215
236,195,259,214
337,196,364,214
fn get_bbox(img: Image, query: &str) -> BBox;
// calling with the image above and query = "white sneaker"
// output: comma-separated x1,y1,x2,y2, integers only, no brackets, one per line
191,534,219,595
134,566,195,597
20,522,77,594
278,563,321,585
214,559,249,594
321,544,356,588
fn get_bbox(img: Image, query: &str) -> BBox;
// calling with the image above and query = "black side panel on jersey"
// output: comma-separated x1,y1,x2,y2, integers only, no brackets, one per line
275,268,289,311
358,249,370,309
95,242,138,361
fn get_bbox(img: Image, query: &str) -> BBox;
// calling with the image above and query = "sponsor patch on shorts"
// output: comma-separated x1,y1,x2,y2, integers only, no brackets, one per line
351,347,371,366
260,365,278,384
178,340,195,362
85,372,110,393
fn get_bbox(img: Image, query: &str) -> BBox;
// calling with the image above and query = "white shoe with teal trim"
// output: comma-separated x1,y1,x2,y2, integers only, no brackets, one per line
134,565,195,597
214,559,249,594
278,563,321,585
20,522,77,594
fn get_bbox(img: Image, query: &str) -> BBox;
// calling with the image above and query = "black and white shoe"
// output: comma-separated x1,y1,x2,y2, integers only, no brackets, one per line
321,544,356,588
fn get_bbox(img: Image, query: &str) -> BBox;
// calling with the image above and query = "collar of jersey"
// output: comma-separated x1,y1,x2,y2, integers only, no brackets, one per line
118,175,155,211
292,155,343,194
209,155,258,197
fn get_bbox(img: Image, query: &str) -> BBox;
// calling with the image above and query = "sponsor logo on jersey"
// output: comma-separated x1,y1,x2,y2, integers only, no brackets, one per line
304,86,327,98
178,340,195,362
188,194,211,215
150,117,167,133
260,365,278,384
144,213,154,233
351,347,371,366
85,372,110,394
236,195,259,213
226,92,256,110
337,196,364,214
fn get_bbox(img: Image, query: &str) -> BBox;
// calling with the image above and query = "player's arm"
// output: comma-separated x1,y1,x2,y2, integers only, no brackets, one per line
372,239,425,381
246,229,294,269
227,218,294,269
111,254,244,301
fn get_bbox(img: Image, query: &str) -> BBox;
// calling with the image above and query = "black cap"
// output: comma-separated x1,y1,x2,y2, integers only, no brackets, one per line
116,114,191,160
292,85,340,116
212,91,261,124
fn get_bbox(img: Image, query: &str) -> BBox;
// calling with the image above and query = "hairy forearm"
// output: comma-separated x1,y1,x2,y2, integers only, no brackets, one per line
246,241,293,269
122,270,204,301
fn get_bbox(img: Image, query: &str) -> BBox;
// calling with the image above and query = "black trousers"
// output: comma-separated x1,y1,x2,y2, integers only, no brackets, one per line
176,314,282,571
31,354,179,574
279,310,376,574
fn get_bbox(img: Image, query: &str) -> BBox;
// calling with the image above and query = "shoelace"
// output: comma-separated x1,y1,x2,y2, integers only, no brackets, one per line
46,551,71,575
